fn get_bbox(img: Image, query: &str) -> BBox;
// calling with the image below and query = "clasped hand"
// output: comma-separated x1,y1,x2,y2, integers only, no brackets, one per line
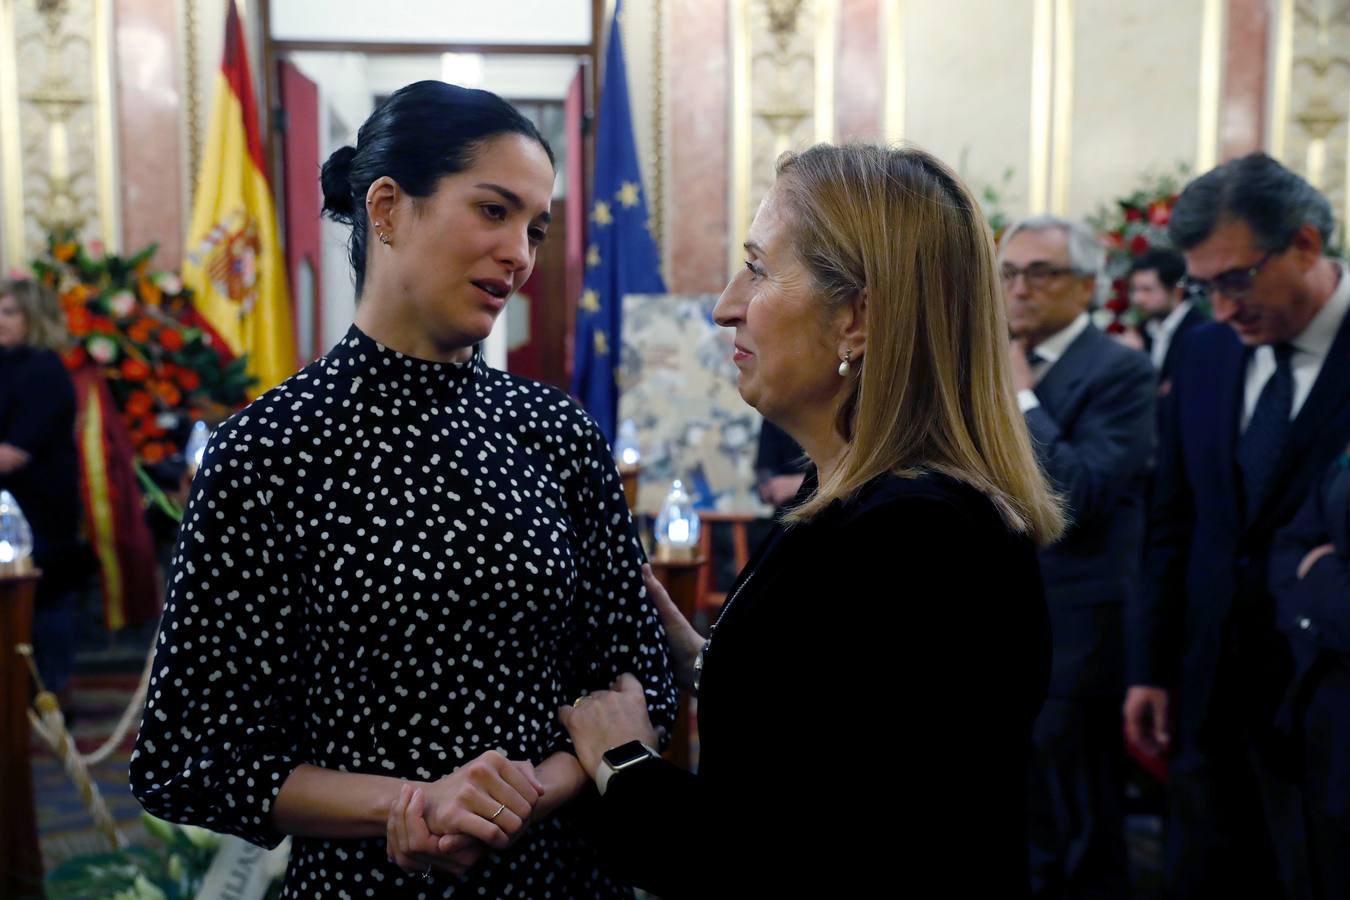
385,749,544,878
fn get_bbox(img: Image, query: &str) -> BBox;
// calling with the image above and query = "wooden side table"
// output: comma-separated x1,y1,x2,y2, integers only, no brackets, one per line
647,557,705,772
1,571,44,899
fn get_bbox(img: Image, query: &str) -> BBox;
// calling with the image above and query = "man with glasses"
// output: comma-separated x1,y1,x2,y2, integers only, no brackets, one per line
1001,215,1156,900
1125,153,1350,899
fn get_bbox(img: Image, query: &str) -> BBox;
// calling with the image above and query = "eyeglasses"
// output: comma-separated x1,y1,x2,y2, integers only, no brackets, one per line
1179,249,1280,300
1000,262,1078,290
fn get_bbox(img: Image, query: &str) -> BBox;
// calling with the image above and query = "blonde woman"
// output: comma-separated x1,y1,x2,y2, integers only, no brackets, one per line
543,145,1066,896
0,278,82,698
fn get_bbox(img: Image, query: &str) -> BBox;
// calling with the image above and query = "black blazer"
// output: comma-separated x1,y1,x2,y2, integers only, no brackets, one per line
0,345,80,560
1129,313,1350,744
1026,324,1155,697
593,471,1050,897
1144,303,1209,385
1270,456,1350,822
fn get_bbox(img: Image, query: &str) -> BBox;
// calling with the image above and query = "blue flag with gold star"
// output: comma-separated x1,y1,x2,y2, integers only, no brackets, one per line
572,0,666,443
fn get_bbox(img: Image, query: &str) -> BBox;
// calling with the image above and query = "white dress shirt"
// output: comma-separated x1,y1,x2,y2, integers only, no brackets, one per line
1018,312,1091,413
1240,261,1350,432
1145,301,1194,370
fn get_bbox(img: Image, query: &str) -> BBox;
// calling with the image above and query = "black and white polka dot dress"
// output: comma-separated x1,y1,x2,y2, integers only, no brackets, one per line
130,325,677,898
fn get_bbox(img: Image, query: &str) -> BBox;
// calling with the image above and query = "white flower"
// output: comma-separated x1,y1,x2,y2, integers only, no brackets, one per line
154,272,183,294
86,335,118,364
109,290,137,318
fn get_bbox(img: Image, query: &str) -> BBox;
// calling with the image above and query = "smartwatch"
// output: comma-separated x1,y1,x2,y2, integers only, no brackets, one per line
596,740,657,796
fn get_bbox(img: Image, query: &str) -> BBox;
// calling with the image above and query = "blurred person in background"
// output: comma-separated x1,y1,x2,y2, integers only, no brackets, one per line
0,277,82,703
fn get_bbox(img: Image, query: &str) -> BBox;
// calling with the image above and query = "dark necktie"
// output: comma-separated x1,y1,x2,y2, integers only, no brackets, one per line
1236,343,1294,523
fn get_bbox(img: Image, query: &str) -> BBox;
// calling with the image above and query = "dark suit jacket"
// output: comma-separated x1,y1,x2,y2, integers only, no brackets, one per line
593,471,1050,898
1026,324,1156,697
1129,313,1350,746
0,345,80,560
1270,457,1350,821
1143,304,1209,385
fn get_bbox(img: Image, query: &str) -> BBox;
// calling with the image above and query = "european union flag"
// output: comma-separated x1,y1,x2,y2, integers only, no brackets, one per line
572,0,666,444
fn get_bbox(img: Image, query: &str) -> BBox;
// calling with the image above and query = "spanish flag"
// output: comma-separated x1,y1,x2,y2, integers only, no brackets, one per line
183,0,295,393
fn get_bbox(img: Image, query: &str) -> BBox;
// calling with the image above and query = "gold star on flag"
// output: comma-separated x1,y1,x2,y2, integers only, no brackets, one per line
586,244,601,268
594,330,609,355
580,288,601,313
592,201,613,226
617,181,640,208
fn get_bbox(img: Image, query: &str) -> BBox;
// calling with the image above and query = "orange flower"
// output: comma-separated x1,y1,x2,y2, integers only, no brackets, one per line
66,306,93,337
152,380,182,407
89,316,115,334
176,367,201,391
121,358,151,382
128,317,155,343
54,241,77,262
63,284,90,304
159,328,185,352
139,276,162,307
141,442,167,464
142,416,167,438
125,390,155,416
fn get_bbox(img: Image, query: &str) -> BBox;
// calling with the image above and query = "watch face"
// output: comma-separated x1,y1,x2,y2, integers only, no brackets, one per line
602,740,653,768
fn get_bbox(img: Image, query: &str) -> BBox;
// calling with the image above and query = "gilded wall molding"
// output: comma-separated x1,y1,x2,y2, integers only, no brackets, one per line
1195,0,1225,172
1275,0,1350,229
729,0,836,275
0,0,119,266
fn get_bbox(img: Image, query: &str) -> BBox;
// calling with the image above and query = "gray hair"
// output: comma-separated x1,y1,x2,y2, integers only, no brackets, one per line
1000,214,1106,304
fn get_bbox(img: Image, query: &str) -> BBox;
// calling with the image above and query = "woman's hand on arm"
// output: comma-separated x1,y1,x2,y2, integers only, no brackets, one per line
0,442,31,473
642,565,706,692
558,674,660,778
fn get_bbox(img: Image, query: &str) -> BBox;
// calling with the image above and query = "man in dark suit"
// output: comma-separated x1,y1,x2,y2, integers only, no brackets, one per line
1271,455,1350,899
1125,153,1350,899
1128,248,1208,390
1002,215,1156,900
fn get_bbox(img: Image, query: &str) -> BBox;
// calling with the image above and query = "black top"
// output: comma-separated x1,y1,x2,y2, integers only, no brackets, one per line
131,325,677,898
595,470,1050,897
0,345,80,561
753,419,806,484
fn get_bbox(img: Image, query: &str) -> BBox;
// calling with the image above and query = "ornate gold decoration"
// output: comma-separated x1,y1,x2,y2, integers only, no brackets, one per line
184,0,201,201
1278,0,1350,222
729,0,835,275
0,0,118,263
1195,0,1224,172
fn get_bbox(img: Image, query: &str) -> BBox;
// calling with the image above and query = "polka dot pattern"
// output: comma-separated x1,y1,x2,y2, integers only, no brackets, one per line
130,325,676,897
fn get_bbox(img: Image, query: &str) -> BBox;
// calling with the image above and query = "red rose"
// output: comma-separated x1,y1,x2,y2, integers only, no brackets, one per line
1148,200,1172,227
125,390,155,416
1105,320,1126,335
61,346,87,370
1105,296,1130,313
1130,233,1150,255
1124,206,1144,223
159,328,185,352
176,368,201,391
121,358,151,381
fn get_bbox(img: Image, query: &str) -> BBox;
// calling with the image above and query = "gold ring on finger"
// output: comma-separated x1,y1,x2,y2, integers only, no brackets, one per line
489,802,506,822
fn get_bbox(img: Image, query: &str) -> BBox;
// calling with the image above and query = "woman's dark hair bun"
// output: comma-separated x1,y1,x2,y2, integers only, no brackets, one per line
320,145,358,220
